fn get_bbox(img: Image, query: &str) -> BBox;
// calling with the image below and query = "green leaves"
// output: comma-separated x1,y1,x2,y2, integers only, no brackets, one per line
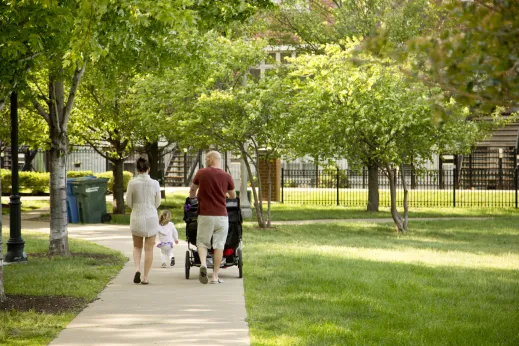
286,45,480,170
382,0,519,111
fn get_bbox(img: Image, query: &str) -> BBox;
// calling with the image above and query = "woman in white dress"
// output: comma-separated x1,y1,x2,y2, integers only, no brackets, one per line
125,157,161,284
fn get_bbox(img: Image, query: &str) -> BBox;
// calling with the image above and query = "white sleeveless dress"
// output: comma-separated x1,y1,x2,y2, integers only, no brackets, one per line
125,174,161,237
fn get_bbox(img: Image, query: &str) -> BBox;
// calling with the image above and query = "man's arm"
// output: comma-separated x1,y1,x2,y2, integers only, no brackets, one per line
189,183,199,198
227,189,236,199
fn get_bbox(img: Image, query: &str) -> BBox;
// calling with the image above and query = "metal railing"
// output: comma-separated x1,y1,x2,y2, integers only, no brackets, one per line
281,168,519,208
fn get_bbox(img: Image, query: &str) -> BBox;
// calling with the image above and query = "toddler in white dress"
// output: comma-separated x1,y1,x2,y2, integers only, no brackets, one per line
157,210,179,267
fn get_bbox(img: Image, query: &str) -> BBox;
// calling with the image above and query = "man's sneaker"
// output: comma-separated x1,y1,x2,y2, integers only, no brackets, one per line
170,257,175,266
199,265,209,284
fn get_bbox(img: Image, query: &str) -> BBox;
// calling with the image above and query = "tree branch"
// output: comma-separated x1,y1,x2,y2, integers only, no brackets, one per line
63,62,87,126
31,98,51,125
30,76,50,103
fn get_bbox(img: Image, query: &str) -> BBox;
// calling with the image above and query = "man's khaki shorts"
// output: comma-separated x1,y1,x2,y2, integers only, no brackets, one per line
197,215,229,250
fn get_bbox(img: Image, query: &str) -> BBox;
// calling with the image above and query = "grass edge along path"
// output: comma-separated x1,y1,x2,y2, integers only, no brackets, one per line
243,217,519,345
1,231,126,345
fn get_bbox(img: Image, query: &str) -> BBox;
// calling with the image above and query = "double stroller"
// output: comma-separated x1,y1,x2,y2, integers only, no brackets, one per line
183,197,243,279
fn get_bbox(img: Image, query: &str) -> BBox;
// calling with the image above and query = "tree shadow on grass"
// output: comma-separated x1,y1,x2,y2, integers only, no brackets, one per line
245,218,519,257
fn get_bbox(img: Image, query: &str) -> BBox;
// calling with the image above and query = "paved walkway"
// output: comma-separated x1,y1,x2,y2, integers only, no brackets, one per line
4,218,250,346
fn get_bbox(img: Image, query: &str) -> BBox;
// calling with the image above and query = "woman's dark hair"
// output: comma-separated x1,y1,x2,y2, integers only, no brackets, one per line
136,157,150,173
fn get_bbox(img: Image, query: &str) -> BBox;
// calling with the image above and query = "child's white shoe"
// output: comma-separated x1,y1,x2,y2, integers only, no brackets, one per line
161,262,167,268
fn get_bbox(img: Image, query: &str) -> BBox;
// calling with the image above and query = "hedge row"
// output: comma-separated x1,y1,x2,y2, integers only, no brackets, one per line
0,169,133,195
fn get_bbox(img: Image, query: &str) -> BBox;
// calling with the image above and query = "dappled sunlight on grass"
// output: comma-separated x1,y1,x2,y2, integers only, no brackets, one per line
244,217,519,345
278,244,519,270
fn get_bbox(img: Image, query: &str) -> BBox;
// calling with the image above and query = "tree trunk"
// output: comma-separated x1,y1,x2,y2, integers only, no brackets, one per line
240,148,265,228
386,166,405,233
32,65,84,257
266,157,272,228
399,164,409,231
112,159,125,215
22,149,38,171
255,149,265,218
146,141,160,180
48,143,70,256
0,177,5,302
367,163,379,212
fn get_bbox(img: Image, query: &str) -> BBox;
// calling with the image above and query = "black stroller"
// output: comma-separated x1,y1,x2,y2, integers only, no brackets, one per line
183,197,243,279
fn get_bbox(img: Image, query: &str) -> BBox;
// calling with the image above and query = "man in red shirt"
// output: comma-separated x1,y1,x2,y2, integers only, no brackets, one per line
189,151,236,284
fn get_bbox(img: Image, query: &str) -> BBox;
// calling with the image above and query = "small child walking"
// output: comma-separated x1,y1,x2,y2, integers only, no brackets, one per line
157,210,179,267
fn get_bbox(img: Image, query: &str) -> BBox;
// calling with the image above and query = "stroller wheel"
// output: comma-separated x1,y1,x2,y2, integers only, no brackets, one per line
237,249,243,278
185,250,190,280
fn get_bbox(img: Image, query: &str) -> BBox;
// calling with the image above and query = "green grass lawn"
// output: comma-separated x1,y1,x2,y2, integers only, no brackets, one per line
1,232,126,345
243,217,519,345
282,188,519,208
267,203,519,221
1,197,50,215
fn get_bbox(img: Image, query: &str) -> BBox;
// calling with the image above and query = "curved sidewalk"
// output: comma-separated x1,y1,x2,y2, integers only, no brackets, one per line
14,221,250,346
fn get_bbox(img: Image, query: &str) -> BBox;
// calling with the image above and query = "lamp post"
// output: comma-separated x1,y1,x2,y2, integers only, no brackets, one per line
4,91,27,263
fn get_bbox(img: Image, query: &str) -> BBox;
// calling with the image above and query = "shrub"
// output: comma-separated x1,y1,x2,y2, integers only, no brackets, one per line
1,169,11,194
1,170,50,194
20,172,50,194
1,169,133,195
319,166,350,188
95,171,133,192
67,170,94,178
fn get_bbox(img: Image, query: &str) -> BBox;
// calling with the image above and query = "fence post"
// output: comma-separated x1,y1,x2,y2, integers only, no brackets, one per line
453,168,457,208
336,168,339,206
281,168,284,204
469,154,473,188
515,167,518,209
439,156,444,189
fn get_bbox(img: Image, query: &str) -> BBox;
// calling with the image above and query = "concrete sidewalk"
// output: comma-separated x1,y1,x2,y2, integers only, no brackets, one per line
4,219,250,346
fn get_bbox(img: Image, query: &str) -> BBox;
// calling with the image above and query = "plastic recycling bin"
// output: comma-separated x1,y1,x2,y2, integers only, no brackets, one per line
67,176,96,223
66,178,81,223
70,178,110,224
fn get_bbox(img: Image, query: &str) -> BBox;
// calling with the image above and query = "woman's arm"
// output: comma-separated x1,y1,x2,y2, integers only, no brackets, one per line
154,181,161,209
125,182,133,209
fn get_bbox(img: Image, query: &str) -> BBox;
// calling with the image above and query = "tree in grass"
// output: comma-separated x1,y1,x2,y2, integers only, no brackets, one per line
191,65,300,228
180,37,299,228
288,44,481,232
129,68,195,181
73,70,137,215
2,0,195,256
257,0,442,212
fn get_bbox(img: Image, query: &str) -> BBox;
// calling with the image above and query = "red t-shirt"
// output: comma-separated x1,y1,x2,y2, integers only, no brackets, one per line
193,167,235,216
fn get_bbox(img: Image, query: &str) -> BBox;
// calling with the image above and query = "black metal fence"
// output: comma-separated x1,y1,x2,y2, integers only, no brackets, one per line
281,168,519,208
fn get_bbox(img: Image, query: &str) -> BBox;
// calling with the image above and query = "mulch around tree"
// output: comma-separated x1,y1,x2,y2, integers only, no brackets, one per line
0,294,89,314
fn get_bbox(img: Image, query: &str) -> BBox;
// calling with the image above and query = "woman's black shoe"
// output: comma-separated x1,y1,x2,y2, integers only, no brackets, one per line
170,257,175,266
134,271,141,284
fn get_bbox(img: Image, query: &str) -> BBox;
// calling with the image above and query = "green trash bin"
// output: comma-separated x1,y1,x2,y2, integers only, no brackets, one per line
70,178,110,224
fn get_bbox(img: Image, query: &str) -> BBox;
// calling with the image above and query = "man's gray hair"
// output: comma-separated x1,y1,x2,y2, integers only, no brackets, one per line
205,151,221,167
